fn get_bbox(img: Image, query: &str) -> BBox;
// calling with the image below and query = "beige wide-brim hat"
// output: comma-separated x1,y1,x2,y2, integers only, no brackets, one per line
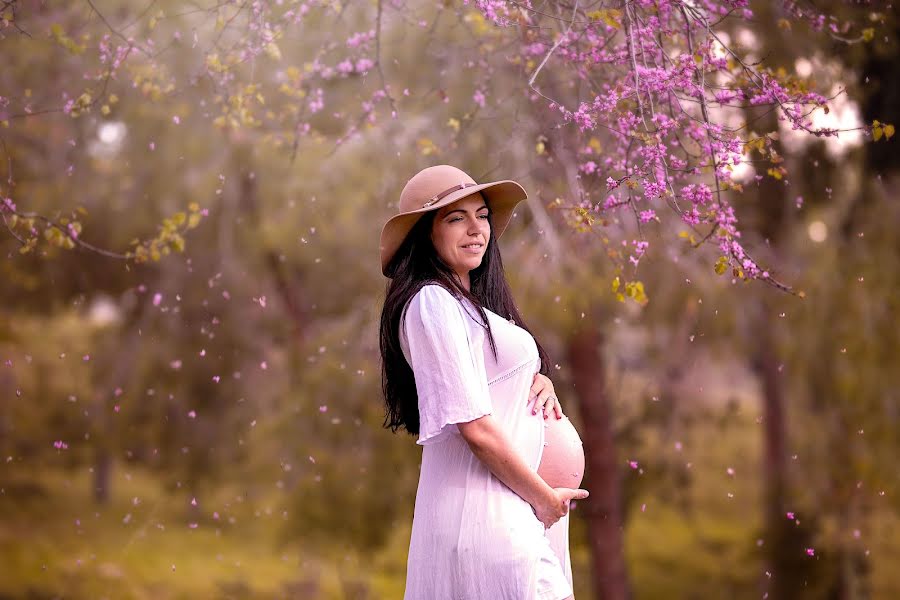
380,165,528,277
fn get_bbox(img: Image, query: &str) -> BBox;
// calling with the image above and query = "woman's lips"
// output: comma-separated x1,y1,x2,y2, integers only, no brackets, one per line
460,243,484,254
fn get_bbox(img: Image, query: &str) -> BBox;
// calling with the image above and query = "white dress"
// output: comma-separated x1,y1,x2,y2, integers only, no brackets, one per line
400,284,573,600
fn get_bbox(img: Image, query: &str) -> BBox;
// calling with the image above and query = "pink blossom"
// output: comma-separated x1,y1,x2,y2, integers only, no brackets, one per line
579,161,598,175
639,210,657,223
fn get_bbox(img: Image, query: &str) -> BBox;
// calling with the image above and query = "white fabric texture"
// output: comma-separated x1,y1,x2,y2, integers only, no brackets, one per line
400,284,573,600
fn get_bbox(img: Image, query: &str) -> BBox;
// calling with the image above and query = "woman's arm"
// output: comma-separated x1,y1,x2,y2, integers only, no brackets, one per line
457,415,588,528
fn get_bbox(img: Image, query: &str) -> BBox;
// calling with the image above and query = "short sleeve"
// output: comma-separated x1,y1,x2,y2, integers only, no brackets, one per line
401,285,492,445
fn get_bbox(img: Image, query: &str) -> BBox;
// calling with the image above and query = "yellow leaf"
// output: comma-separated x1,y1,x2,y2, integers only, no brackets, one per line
264,42,282,61
463,11,490,35
587,8,622,28
873,126,883,142
777,18,791,30
447,118,460,132
417,138,438,156
862,28,875,42
884,124,895,140
714,256,728,275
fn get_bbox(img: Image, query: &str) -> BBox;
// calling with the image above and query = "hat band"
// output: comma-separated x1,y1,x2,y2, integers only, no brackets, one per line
421,182,477,208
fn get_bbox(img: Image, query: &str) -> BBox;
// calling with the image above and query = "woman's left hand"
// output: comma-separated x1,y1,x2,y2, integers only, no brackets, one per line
529,373,563,420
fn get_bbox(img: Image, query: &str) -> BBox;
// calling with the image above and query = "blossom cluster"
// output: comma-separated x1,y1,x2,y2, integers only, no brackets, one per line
470,0,874,289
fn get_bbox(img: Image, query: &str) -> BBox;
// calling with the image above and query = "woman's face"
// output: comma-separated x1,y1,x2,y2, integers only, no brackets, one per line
430,193,490,288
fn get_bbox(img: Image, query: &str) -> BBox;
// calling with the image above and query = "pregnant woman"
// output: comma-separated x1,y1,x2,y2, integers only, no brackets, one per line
379,165,588,599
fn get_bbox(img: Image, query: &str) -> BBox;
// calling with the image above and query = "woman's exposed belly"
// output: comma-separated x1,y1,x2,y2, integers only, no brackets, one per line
537,414,585,489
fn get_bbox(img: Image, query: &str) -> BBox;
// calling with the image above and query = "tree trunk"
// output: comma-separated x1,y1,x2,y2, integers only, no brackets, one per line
93,448,111,504
91,291,152,505
751,300,816,599
567,325,630,600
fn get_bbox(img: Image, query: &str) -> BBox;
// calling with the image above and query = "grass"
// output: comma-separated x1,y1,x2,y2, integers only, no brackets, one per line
1,467,330,599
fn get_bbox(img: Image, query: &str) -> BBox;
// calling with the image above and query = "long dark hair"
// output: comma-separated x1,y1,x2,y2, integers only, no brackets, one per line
379,207,551,436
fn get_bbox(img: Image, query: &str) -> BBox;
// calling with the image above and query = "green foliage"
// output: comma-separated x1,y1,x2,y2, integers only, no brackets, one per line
128,203,203,263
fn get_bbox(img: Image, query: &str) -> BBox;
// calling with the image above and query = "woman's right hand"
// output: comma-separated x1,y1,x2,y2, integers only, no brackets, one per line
533,487,589,529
